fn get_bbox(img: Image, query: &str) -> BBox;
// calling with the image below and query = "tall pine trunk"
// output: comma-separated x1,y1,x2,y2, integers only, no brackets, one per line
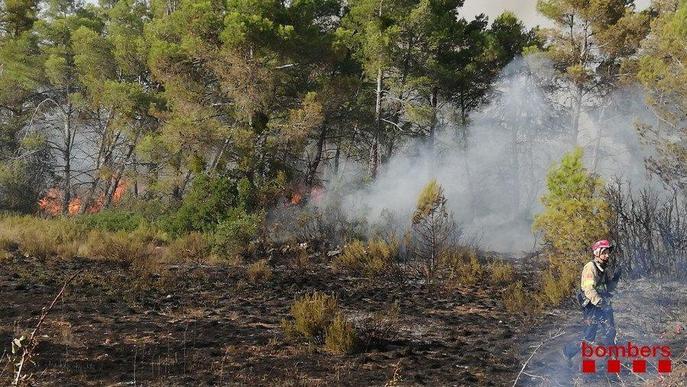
370,67,382,179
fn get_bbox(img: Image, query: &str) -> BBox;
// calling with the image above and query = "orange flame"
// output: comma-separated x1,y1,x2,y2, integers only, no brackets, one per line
37,180,127,216
68,197,81,215
38,188,63,216
113,180,127,203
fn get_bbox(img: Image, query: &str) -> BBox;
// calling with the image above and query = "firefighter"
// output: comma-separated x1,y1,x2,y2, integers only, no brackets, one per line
563,239,621,360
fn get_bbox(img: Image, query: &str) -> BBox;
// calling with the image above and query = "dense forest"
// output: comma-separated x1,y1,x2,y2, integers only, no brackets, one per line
0,0,680,214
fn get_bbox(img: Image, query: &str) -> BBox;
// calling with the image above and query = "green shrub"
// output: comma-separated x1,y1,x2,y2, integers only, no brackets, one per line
247,259,272,283
324,314,358,354
489,260,515,285
161,175,238,236
334,239,398,277
533,148,610,266
0,159,46,213
282,291,338,342
77,210,146,232
212,208,263,258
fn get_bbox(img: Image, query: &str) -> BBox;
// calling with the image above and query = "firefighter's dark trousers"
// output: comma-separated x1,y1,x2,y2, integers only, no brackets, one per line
563,303,616,358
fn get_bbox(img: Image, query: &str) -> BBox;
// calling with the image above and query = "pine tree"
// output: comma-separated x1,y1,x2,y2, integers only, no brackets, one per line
411,179,457,281
533,148,610,264
635,1,687,194
537,0,649,145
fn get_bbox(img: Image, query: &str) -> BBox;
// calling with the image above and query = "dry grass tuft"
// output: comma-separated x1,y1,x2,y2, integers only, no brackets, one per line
334,239,397,277
502,281,536,315
246,259,272,283
282,291,359,354
324,313,358,354
283,291,338,341
0,216,84,259
442,247,484,286
489,260,515,285
537,263,578,306
165,232,209,264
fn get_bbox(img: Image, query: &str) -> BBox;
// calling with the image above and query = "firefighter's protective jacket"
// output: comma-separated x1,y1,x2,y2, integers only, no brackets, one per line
580,260,619,306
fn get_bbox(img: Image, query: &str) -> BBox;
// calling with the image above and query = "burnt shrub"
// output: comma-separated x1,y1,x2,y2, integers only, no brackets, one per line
606,180,687,277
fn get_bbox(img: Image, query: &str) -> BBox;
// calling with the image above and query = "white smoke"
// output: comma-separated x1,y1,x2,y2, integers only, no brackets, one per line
322,55,656,253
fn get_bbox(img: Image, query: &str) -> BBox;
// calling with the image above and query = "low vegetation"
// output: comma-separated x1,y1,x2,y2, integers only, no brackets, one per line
246,259,272,284
441,247,485,287
489,260,515,285
282,292,358,354
334,239,398,278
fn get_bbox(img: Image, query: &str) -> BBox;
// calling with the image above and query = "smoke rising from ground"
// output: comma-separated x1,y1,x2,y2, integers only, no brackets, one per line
325,56,656,253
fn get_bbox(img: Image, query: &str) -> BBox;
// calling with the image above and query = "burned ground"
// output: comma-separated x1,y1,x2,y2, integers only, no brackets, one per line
1,250,530,386
2,250,686,386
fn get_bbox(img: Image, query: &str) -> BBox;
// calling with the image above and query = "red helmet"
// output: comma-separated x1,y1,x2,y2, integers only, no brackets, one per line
592,240,613,254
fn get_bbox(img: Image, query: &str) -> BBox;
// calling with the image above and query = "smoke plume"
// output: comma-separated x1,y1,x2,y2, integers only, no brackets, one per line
324,56,656,253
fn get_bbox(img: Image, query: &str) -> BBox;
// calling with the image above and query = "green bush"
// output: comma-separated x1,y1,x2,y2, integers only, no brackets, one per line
212,208,263,258
533,148,610,265
334,239,398,277
161,175,238,236
77,209,146,232
0,159,46,213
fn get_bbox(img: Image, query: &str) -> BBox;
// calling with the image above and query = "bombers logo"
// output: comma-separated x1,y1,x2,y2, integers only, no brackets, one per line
581,342,672,373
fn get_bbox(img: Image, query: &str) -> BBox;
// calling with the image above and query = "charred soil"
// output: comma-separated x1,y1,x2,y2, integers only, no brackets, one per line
1,251,536,386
